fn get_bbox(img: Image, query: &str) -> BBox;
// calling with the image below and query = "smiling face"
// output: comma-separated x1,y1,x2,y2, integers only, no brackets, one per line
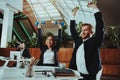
81,23,93,39
45,36,54,48
44,32,55,49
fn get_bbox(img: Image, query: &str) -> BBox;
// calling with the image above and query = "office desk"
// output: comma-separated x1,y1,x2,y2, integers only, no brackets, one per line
0,57,82,80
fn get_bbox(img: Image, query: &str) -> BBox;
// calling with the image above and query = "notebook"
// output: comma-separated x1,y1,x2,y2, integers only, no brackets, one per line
54,68,75,77
10,51,21,60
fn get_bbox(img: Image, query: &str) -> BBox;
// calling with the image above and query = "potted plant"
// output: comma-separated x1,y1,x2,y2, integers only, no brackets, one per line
103,26,120,48
7,39,19,48
61,25,71,47
27,32,38,48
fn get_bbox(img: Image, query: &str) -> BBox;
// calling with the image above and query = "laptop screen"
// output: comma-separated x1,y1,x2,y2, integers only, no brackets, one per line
10,51,21,60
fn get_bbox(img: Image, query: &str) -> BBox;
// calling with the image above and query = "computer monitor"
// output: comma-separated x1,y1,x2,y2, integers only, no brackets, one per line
10,51,21,60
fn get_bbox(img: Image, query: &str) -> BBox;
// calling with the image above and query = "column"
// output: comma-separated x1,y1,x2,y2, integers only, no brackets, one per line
0,8,14,48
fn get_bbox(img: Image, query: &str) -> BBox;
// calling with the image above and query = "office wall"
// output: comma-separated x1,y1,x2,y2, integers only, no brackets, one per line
98,0,120,26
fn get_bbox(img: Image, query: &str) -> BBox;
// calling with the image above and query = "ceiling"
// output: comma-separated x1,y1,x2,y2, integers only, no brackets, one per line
27,0,97,27
27,0,120,27
1,0,120,27
1,0,120,43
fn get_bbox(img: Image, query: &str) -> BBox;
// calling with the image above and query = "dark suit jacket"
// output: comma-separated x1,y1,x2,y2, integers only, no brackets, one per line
37,28,62,66
69,12,104,75
16,48,31,58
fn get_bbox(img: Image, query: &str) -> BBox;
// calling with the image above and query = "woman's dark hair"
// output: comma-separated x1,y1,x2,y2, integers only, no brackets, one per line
44,32,55,48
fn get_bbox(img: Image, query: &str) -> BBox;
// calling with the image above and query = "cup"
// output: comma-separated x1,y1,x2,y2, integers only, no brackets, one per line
19,62,25,69
25,66,34,77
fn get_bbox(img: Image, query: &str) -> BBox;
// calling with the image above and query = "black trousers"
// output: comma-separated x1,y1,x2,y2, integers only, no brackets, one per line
79,73,96,80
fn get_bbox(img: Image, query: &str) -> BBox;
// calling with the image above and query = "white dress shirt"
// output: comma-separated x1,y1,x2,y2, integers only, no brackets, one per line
43,49,54,64
20,49,24,56
76,43,89,74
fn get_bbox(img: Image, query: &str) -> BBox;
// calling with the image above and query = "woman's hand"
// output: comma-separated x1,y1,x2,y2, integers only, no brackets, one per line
37,24,42,29
58,24,62,29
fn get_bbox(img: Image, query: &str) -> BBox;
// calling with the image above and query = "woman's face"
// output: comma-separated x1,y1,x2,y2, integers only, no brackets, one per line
45,36,54,48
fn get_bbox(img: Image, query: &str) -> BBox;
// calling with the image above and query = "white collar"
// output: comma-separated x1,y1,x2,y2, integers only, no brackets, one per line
83,34,93,42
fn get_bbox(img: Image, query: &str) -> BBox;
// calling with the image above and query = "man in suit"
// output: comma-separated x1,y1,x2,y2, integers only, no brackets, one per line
69,2,104,80
16,41,31,59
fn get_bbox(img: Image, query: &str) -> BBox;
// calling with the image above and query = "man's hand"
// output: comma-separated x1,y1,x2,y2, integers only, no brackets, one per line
87,1,100,13
87,1,97,9
72,6,79,16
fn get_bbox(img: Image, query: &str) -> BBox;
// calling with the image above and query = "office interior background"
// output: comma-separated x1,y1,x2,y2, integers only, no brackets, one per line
0,0,120,48
0,0,120,80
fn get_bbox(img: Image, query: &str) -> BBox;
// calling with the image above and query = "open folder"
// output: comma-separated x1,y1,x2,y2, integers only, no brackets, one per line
54,68,75,77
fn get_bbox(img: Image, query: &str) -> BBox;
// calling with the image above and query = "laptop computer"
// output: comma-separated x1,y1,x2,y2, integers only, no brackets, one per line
10,51,21,60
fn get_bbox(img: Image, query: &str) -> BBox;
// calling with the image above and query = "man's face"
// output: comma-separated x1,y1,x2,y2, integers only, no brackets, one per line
19,43,25,49
81,25,92,39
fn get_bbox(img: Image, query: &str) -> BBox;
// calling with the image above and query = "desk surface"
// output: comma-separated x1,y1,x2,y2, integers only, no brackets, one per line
0,57,82,80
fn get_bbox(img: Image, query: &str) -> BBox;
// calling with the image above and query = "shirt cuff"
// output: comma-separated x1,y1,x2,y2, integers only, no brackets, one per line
93,8,100,14
71,16,75,20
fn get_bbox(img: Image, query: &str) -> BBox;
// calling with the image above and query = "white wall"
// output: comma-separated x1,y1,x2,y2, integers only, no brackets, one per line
4,0,23,11
0,0,23,47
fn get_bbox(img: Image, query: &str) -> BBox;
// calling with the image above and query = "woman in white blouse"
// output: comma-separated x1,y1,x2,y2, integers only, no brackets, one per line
25,23,62,77
37,24,62,66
